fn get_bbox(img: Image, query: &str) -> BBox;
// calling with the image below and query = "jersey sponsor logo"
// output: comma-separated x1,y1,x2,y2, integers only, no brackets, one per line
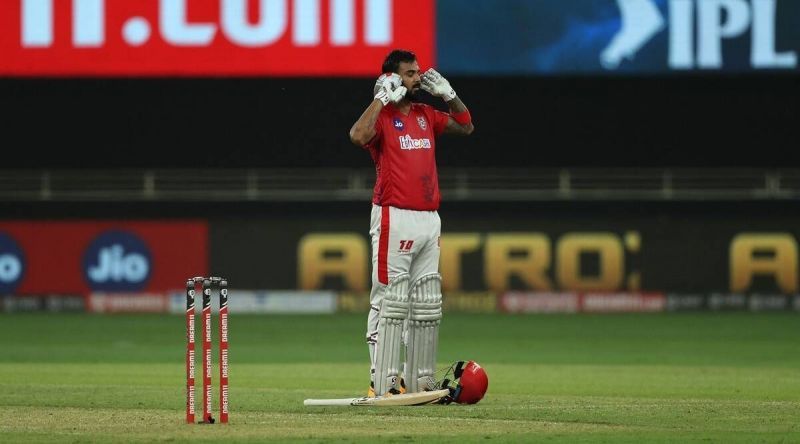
399,135,431,150
416,116,427,130
83,230,152,291
0,232,25,294
393,118,405,130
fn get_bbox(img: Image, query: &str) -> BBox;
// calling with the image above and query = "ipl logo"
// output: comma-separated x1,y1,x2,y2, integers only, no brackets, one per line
601,0,666,69
602,0,796,69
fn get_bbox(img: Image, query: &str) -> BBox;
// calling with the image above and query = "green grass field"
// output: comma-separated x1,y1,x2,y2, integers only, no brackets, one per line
1,313,798,442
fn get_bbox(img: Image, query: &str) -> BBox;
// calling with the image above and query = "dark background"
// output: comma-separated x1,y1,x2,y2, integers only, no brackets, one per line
3,75,798,169
3,73,798,294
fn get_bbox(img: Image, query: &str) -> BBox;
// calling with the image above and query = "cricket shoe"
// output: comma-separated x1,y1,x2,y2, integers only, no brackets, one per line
368,379,406,397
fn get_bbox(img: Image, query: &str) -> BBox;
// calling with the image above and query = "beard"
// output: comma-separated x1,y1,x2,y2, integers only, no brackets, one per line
406,85,421,100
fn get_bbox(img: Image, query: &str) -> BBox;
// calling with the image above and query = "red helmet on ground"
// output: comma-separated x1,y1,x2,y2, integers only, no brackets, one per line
455,361,489,404
440,360,489,404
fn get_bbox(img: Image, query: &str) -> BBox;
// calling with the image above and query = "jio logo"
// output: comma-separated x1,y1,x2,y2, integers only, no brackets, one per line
0,232,25,294
83,231,152,291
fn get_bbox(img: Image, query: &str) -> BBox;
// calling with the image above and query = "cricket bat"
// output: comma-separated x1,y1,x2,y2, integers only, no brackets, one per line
304,389,449,407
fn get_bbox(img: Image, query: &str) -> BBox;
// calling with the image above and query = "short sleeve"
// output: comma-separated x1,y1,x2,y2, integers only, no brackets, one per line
364,115,384,150
432,109,450,136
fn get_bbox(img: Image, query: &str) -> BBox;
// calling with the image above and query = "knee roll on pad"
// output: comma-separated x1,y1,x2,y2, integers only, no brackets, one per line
373,273,410,396
406,273,443,393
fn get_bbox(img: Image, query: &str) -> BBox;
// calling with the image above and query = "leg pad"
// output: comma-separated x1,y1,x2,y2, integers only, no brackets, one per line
406,273,442,393
373,274,410,396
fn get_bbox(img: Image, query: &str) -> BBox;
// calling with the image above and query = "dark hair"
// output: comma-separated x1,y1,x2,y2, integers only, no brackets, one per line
381,49,417,74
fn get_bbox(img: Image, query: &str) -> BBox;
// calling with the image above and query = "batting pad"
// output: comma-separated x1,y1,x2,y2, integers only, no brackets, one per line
406,273,443,393
373,273,410,396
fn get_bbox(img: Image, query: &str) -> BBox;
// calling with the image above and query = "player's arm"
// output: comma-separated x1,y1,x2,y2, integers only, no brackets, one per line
349,74,407,147
349,100,384,147
443,96,474,136
421,69,474,136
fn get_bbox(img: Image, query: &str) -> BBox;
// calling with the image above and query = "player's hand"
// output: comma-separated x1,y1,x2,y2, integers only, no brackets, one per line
421,68,457,102
374,73,407,106
373,73,399,95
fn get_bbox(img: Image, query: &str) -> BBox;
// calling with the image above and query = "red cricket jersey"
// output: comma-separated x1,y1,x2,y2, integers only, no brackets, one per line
364,102,450,211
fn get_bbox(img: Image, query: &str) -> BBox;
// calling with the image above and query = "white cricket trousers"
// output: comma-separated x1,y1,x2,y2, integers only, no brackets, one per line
366,204,441,382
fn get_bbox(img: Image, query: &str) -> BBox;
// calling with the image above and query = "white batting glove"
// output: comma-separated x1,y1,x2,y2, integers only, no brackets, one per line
421,68,457,102
374,73,407,106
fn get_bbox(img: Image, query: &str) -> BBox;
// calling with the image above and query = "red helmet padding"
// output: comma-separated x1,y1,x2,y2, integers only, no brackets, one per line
455,361,488,404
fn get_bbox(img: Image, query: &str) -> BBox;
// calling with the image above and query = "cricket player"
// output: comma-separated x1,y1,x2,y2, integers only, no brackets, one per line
349,49,474,397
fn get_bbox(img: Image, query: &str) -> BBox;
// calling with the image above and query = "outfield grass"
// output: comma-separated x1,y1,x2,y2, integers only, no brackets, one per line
0,313,798,442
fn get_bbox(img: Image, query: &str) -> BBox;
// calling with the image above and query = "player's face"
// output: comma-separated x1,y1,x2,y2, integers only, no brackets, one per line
397,60,421,97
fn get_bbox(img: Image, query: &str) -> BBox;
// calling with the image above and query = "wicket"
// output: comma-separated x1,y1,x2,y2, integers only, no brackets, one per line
186,276,229,424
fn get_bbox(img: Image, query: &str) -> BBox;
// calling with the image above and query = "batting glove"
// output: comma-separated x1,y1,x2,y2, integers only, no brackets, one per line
374,73,407,106
421,68,457,102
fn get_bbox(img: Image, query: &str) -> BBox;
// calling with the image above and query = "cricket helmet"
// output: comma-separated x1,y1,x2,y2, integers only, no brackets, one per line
440,360,489,404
